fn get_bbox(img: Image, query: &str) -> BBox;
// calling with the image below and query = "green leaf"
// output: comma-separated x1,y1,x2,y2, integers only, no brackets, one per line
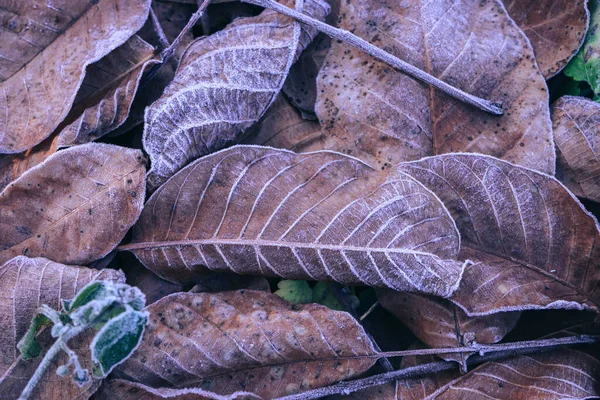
564,0,600,98
274,280,312,304
68,281,110,312
17,314,50,360
91,309,148,378
311,282,359,311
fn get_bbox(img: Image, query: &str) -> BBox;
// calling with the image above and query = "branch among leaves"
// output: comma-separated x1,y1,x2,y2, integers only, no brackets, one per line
17,281,149,400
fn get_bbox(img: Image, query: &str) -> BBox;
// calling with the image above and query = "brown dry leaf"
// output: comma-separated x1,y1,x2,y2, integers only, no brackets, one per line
0,143,146,265
115,290,377,398
96,380,261,399
377,290,520,368
0,134,60,193
315,0,555,174
341,349,600,399
0,256,125,399
552,96,600,203
503,0,589,78
122,256,189,305
123,146,465,296
0,0,152,154
397,153,600,315
143,0,330,190
242,94,325,151
282,34,330,119
57,35,160,147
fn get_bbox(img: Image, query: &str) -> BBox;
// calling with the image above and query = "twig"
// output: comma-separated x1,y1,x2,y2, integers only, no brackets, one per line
141,0,212,87
18,325,87,400
360,300,379,321
274,334,598,400
241,0,503,115
149,7,170,51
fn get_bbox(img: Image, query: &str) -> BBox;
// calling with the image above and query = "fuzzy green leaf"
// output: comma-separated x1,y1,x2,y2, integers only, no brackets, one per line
565,0,600,98
17,314,50,360
91,309,148,378
68,281,110,312
274,280,312,304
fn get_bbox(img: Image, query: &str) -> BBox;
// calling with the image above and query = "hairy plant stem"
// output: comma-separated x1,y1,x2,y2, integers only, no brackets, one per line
275,334,599,400
241,0,503,115
18,325,88,400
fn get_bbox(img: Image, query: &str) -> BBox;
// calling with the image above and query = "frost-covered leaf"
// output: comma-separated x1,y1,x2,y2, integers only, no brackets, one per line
503,0,589,78
143,0,330,189
0,143,146,265
377,290,520,368
0,0,151,153
57,35,160,147
123,146,465,297
274,280,312,304
552,96,600,203
96,379,262,399
565,0,600,99
315,0,555,174
397,154,600,314
0,256,124,399
91,309,148,378
242,94,324,152
115,290,377,398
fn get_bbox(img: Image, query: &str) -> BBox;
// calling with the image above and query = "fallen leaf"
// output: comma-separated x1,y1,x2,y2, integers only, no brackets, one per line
115,290,377,398
0,0,152,153
123,146,465,296
503,0,589,78
0,135,60,193
0,256,125,399
315,0,555,174
57,35,160,147
565,0,600,99
143,0,330,190
426,349,600,399
0,143,146,265
96,379,261,399
242,94,325,152
397,153,600,314
552,96,600,203
377,290,520,368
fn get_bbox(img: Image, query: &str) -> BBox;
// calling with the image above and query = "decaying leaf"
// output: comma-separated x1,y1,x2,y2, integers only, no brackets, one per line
0,0,152,153
122,258,189,305
503,0,589,78
0,143,146,265
397,154,600,314
123,146,465,297
377,290,520,368
315,0,555,174
96,379,261,399
0,256,125,399
143,0,330,190
115,290,377,398
426,349,600,399
242,94,325,151
0,135,60,193
57,35,160,147
552,96,600,203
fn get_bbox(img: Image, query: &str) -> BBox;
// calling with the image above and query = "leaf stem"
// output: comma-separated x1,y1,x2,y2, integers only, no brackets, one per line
275,334,598,400
18,325,87,400
241,0,503,115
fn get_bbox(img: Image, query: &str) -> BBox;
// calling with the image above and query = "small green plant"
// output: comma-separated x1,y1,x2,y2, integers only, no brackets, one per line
17,280,149,400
